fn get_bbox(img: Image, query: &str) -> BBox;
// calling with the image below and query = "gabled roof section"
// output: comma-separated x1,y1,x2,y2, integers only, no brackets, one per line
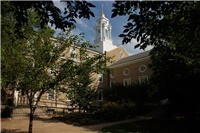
109,50,151,68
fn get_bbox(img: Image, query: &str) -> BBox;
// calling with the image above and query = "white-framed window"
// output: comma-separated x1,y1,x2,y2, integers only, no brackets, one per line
97,89,103,101
123,68,130,76
47,89,55,100
86,53,90,58
110,71,115,78
139,75,148,84
54,43,58,48
139,65,146,72
70,48,76,58
123,78,131,86
110,81,116,88
98,73,103,82
97,29,100,37
120,51,124,58
105,29,108,37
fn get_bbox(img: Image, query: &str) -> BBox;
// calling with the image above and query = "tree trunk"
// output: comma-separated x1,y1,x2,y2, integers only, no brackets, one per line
28,108,34,133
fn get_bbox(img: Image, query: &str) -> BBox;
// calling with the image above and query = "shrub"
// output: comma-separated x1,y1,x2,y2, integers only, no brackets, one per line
1,106,13,118
93,102,135,121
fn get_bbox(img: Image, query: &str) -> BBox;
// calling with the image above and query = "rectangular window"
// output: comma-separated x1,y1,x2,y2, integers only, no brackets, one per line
98,74,103,82
139,75,148,84
123,78,131,86
105,29,108,37
47,89,55,100
98,29,100,37
97,89,103,101
70,48,76,58
54,43,58,48
110,81,116,88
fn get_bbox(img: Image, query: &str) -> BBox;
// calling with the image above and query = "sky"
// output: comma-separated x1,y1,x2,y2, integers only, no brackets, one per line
53,0,152,55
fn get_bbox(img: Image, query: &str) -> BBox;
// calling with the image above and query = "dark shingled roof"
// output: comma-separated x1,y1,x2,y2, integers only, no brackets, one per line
109,50,151,67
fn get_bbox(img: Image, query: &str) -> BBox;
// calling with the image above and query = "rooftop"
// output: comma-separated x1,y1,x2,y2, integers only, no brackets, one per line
109,50,151,68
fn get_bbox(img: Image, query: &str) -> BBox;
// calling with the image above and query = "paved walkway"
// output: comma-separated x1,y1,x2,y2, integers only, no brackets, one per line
1,116,151,133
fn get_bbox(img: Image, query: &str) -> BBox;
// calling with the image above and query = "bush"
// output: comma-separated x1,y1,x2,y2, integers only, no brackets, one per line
1,106,13,118
93,102,135,121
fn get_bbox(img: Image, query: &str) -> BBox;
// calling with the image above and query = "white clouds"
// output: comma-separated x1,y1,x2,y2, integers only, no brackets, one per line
75,19,89,29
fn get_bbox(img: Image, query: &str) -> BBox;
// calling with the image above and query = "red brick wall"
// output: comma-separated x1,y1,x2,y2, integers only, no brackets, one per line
108,58,153,87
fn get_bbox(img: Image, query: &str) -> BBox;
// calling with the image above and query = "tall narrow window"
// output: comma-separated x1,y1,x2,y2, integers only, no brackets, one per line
97,29,100,37
97,89,103,101
70,48,76,58
48,89,55,100
105,29,108,37
98,74,103,82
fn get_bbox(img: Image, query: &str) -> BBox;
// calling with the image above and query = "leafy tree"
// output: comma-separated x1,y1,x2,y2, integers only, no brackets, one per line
2,1,95,37
1,2,25,107
112,1,200,118
57,32,112,113
149,45,200,118
2,9,83,132
112,1,200,49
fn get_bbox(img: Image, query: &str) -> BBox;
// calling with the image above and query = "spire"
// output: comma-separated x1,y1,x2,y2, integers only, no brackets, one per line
101,4,105,18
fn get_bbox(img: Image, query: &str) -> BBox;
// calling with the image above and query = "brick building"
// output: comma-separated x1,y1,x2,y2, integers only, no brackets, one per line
14,11,152,109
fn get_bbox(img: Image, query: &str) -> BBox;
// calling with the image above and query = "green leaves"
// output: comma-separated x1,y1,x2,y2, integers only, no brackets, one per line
112,1,199,50
3,1,95,38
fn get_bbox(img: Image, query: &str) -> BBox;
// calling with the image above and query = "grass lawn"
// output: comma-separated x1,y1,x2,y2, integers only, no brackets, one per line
101,119,200,133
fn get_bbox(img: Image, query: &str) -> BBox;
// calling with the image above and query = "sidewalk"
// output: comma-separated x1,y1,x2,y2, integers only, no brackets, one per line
1,116,151,133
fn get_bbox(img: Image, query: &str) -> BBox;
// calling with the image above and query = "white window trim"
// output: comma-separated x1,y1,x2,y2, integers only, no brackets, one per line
70,48,76,58
123,78,131,86
139,75,148,84
139,65,146,72
110,71,115,78
86,53,90,58
98,74,103,82
123,68,130,76
120,51,124,58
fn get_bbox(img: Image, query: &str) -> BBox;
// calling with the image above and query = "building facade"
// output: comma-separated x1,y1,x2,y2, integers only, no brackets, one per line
15,11,153,109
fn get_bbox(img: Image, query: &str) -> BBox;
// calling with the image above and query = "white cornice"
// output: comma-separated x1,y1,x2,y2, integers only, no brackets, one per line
109,56,150,68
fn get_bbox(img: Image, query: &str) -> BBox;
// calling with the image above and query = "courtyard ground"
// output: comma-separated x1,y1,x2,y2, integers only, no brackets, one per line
1,116,151,133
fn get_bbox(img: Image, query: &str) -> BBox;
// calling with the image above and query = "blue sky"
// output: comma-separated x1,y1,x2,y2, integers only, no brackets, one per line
53,0,152,55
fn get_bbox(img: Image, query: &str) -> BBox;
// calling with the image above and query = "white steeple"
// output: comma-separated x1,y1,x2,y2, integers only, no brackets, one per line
94,5,117,53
